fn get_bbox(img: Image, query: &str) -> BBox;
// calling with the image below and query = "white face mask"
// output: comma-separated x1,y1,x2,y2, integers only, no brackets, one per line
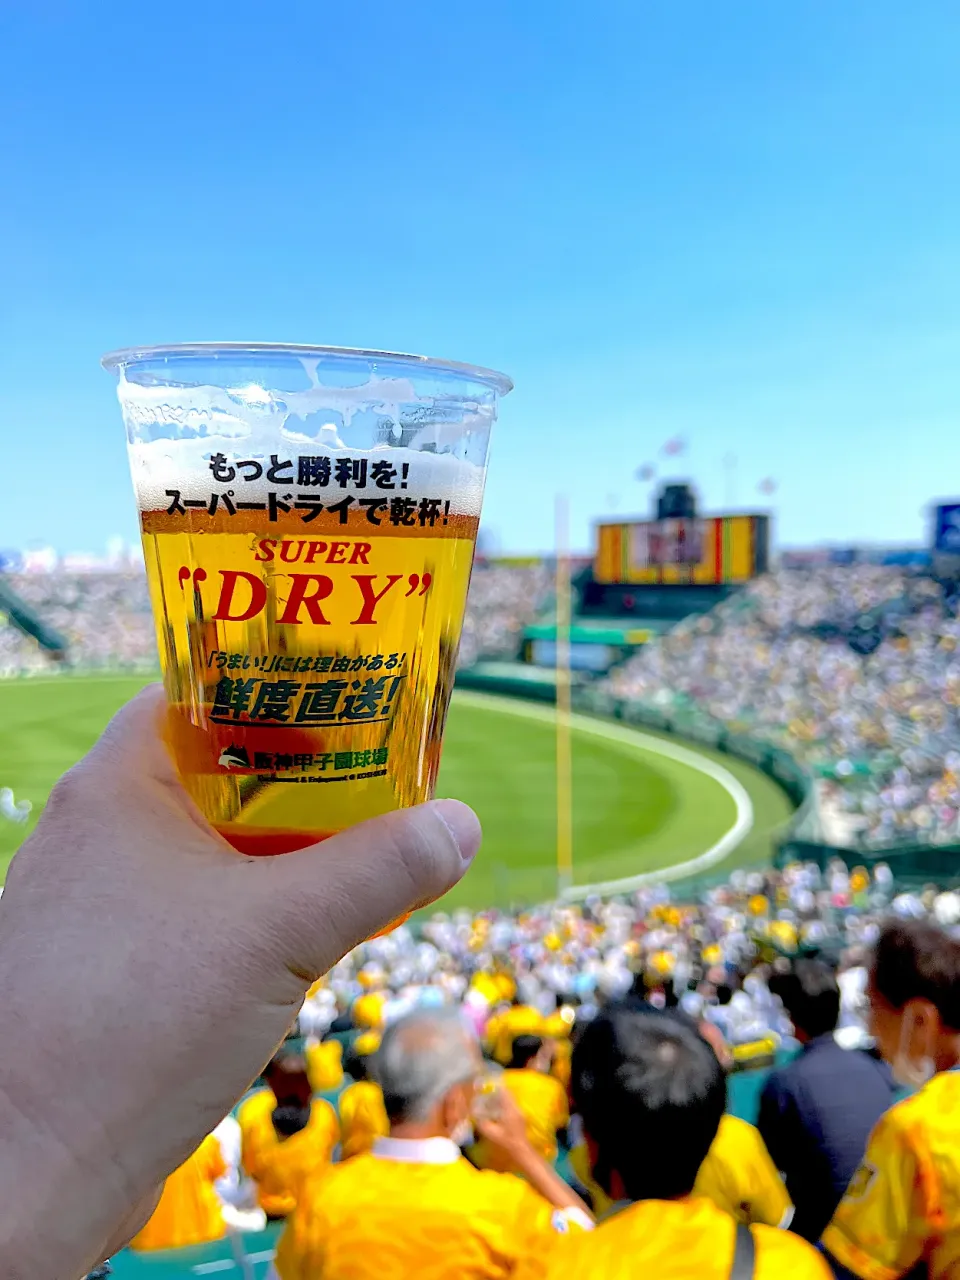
450,1119,474,1148
891,1014,935,1089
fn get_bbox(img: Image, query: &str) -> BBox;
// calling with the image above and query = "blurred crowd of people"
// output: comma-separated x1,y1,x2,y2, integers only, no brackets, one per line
304,858,958,1056
131,863,960,1278
7,561,960,854
0,561,552,677
0,621,47,677
0,570,155,675
456,562,554,669
603,566,960,850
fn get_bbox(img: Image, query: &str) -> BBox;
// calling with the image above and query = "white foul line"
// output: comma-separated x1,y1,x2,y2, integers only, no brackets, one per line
451,690,754,900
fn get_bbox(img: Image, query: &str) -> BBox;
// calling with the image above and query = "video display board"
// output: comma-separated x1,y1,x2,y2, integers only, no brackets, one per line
594,515,769,585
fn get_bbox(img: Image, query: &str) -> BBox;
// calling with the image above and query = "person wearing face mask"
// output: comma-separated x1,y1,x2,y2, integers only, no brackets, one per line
272,1009,592,1280
821,918,960,1280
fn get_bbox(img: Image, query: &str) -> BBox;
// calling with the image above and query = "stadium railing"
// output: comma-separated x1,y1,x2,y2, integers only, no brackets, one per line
455,663,558,702
775,835,960,888
112,1224,281,1279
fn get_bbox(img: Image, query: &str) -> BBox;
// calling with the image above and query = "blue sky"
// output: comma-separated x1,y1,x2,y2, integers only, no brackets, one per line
1,0,959,556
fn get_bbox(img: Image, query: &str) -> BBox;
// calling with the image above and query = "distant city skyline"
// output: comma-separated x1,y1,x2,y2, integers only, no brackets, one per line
1,1,959,557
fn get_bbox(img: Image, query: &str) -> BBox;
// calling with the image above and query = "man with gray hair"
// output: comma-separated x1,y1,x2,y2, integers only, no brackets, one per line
274,1008,591,1279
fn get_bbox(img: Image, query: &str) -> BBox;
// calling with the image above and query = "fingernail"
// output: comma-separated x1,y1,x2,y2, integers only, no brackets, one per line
431,799,482,869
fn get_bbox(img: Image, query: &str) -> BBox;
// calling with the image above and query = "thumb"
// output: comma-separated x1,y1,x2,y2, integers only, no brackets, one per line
247,799,481,978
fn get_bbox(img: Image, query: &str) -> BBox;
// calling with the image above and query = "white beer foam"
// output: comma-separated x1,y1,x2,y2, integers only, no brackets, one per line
128,437,486,517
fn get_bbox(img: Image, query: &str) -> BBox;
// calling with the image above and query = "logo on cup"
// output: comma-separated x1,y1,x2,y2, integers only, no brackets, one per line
219,744,251,769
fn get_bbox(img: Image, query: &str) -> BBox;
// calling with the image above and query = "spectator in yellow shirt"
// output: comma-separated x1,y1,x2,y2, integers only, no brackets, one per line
488,998,543,1065
570,1112,791,1227
239,1050,339,1219
274,1008,592,1280
689,1113,792,1227
514,1006,830,1280
237,1087,277,1181
353,988,387,1030
472,1035,569,1172
128,1133,226,1252
304,1037,344,1095
822,918,960,1280
338,1043,389,1160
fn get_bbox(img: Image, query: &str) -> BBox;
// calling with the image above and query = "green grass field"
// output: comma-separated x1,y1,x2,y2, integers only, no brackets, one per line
0,676,795,908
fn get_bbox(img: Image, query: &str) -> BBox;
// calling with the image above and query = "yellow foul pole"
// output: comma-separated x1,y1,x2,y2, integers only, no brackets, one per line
555,494,573,894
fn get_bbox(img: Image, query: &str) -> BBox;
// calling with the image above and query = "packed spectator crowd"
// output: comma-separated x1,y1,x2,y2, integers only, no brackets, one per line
0,620,47,677
120,859,960,1278
305,857,960,1057
0,570,156,675
602,566,960,850
8,561,960,854
0,561,553,677
9,563,960,1278
456,561,554,670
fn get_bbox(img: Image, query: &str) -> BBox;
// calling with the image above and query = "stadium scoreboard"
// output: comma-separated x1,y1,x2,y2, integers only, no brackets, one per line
594,514,770,586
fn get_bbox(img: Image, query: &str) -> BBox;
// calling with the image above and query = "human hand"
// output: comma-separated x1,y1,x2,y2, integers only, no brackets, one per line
698,1018,734,1070
472,1083,590,1219
473,1082,531,1160
0,685,480,1279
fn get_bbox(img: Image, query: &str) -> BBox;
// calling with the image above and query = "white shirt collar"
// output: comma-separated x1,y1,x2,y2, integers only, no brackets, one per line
371,1136,461,1165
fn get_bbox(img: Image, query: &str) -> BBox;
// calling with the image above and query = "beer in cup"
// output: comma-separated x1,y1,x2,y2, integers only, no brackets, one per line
103,344,511,857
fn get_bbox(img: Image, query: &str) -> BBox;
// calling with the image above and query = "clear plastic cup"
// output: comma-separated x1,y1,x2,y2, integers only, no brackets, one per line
103,343,511,857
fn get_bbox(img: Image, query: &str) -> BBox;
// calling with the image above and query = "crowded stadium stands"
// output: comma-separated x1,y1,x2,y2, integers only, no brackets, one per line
5,555,960,1274
0,561,554,677
455,561,554,670
125,858,960,1275
602,565,960,850
6,557,960,1276
7,560,960,854
0,570,155,675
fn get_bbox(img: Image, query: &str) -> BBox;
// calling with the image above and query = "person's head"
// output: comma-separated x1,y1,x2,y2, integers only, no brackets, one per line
272,1101,310,1138
372,1009,482,1142
868,919,960,1086
770,959,840,1043
263,1050,312,1110
627,970,646,1000
509,1034,550,1072
572,1007,725,1203
343,1044,370,1083
263,1050,313,1139
715,983,733,1006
